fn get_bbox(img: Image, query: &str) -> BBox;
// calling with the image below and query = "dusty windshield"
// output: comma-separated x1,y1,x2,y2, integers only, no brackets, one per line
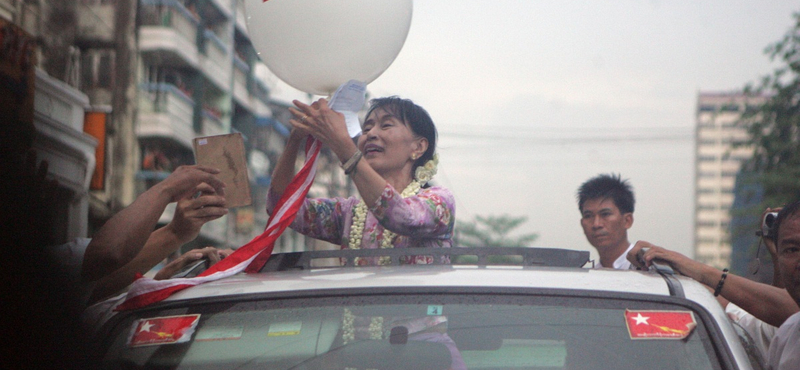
101,294,722,370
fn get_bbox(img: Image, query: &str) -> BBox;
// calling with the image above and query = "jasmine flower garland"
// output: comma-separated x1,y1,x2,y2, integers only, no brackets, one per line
347,154,439,265
340,308,385,345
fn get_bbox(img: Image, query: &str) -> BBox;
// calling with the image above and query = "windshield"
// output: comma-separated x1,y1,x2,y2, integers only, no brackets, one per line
100,294,724,370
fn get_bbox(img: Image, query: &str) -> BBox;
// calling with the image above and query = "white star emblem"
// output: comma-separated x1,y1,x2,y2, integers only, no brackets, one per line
632,313,650,325
140,321,154,332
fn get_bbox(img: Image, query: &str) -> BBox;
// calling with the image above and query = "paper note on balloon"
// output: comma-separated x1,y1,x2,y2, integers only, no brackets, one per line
329,80,367,138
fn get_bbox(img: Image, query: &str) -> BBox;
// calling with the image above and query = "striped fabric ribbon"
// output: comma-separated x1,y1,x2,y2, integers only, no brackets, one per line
115,136,320,311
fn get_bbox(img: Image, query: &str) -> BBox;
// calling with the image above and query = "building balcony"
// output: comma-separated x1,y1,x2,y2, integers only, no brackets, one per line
200,29,232,91
0,0,14,21
251,99,272,119
136,83,196,150
139,0,200,69
234,0,248,36
207,0,233,22
232,55,253,111
202,109,227,137
252,77,271,106
33,69,98,241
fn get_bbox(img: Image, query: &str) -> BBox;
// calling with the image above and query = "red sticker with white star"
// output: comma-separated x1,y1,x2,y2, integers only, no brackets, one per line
127,314,201,347
625,310,696,340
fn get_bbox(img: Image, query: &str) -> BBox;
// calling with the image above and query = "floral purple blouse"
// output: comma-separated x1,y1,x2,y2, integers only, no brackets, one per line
267,183,462,367
267,183,455,265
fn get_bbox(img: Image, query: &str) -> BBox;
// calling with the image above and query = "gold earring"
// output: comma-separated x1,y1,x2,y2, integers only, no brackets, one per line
412,154,418,160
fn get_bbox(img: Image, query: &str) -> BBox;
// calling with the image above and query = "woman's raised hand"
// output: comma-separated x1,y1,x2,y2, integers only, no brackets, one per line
289,99,351,150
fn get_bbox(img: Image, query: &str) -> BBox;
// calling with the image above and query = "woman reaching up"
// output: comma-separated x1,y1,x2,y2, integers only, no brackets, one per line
268,96,455,265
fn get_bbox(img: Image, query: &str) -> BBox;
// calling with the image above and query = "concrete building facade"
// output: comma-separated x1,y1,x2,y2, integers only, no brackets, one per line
3,0,355,253
694,92,766,268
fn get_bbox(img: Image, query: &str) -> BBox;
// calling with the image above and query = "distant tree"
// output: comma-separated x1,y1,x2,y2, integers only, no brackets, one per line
454,214,539,265
730,12,800,281
456,214,538,247
740,11,800,209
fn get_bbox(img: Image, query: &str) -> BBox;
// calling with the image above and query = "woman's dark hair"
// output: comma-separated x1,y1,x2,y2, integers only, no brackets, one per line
365,96,437,171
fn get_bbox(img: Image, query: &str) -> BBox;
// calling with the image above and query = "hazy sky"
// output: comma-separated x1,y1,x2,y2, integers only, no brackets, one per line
265,1,799,262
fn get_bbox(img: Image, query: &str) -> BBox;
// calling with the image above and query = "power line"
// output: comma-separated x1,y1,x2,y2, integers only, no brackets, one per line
441,123,693,132
440,132,693,146
437,124,694,145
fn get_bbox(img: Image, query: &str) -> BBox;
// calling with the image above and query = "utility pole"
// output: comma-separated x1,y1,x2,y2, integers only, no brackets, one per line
108,0,139,211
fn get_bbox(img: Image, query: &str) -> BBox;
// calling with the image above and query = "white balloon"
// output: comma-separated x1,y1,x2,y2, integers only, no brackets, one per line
244,0,413,96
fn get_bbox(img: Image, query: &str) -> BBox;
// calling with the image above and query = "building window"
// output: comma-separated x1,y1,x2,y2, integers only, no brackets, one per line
81,49,115,89
697,155,717,162
698,105,716,112
720,104,741,112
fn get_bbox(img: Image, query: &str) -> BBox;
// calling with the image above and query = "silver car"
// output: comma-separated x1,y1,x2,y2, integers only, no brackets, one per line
91,247,763,369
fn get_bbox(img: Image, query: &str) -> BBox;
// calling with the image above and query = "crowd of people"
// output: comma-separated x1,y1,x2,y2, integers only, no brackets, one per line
11,94,798,369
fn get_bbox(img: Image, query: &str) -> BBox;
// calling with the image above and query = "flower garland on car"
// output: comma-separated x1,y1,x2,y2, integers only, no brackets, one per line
347,154,439,265
342,308,384,345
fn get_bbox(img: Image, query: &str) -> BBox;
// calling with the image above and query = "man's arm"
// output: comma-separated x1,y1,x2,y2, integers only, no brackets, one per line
628,241,799,327
88,185,227,303
82,165,225,282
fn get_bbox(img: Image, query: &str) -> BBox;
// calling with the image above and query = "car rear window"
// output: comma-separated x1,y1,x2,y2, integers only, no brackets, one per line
99,294,724,369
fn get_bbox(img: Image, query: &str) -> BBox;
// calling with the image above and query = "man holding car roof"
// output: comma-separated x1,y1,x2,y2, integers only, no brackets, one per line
628,201,800,370
576,173,793,363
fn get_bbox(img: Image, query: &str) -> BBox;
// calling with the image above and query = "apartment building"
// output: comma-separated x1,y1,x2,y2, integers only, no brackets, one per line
694,92,766,268
3,0,353,251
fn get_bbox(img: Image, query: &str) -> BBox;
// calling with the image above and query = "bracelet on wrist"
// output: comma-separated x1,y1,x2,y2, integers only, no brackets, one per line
341,149,363,175
713,268,729,297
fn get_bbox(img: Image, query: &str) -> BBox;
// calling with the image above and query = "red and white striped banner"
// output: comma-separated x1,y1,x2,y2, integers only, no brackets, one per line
115,137,321,311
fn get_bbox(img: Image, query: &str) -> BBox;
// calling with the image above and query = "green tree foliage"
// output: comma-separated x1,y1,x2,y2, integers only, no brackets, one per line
741,11,800,208
454,214,539,265
456,214,538,247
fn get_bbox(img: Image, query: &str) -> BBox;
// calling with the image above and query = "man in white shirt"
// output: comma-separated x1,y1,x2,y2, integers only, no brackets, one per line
577,173,636,269
765,200,800,370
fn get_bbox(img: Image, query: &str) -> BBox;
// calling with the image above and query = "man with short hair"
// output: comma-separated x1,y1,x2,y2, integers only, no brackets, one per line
764,200,800,369
577,173,636,269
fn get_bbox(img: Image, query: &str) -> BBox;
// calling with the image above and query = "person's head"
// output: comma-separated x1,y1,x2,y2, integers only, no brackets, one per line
577,174,635,253
358,97,437,181
772,200,800,305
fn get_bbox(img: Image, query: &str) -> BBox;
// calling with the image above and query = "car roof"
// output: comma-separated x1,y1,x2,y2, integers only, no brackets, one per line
156,247,713,304
165,264,687,302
